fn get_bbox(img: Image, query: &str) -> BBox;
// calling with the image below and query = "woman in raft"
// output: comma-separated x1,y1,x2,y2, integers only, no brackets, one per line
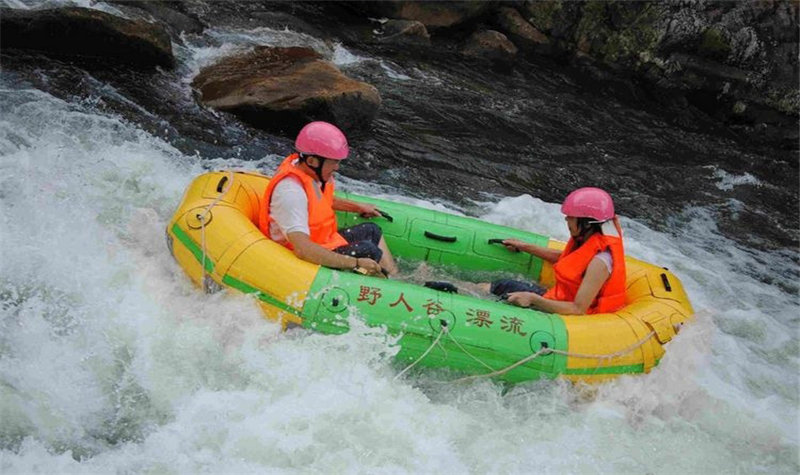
482,187,627,315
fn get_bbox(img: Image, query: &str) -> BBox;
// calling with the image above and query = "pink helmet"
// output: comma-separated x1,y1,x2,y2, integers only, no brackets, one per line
295,121,349,160
561,187,615,222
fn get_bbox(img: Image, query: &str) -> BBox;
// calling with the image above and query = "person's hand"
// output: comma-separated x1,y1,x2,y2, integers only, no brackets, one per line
502,239,525,252
357,203,381,218
507,291,536,308
355,257,384,277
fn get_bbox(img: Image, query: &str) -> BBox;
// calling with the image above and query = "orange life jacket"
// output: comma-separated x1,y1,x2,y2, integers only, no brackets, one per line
259,154,348,250
543,226,627,314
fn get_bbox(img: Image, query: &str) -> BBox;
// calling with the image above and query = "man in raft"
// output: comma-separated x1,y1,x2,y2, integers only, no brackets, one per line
483,187,627,315
259,121,398,277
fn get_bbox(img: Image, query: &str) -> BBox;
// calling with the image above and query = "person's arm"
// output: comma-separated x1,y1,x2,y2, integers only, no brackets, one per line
286,231,382,275
502,238,561,263
333,197,381,217
507,257,610,315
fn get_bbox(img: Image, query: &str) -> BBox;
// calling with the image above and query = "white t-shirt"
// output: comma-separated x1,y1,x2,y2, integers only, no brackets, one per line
268,176,311,244
594,220,619,273
594,250,613,273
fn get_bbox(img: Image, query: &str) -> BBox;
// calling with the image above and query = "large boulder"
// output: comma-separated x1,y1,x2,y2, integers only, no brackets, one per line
495,6,550,53
462,30,518,63
191,47,381,135
0,7,174,69
379,19,431,47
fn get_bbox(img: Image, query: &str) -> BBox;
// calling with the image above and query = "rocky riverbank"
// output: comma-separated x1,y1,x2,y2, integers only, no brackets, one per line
2,1,797,147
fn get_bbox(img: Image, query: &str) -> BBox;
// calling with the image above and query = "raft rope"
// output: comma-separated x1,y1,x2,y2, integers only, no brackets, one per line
447,330,657,383
393,324,448,381
198,170,235,288
395,325,656,383
445,329,496,372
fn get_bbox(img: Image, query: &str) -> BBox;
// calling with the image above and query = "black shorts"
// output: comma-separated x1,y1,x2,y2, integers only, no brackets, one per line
490,279,548,298
333,222,384,261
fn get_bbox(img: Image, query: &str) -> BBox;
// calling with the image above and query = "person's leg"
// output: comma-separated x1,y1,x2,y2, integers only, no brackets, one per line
339,223,398,275
376,235,398,276
488,279,547,297
333,241,383,262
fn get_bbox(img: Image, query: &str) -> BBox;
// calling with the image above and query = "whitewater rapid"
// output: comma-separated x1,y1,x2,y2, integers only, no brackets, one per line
1,76,797,474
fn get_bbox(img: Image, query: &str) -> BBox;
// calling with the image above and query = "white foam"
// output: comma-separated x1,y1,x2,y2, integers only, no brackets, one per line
711,167,763,191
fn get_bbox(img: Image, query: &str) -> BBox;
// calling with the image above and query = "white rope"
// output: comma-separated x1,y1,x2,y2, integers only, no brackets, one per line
394,325,448,381
547,330,657,374
198,170,234,287
547,331,656,360
446,331,496,372
417,329,658,385
447,347,551,383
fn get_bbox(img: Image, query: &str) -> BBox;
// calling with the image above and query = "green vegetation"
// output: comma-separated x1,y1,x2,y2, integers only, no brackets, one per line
575,1,661,67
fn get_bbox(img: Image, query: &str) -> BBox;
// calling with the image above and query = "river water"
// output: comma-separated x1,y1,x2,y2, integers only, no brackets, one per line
1,2,798,473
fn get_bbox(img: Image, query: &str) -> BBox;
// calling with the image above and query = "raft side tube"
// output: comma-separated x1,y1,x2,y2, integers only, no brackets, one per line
303,268,569,382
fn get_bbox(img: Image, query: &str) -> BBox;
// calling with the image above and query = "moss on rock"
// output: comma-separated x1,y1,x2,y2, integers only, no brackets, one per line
575,1,661,67
699,27,732,61
524,0,562,33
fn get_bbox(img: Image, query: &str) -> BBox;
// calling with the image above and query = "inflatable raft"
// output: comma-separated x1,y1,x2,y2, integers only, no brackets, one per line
167,171,693,383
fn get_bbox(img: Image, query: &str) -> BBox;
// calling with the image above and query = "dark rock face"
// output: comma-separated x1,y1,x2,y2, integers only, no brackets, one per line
191,47,381,135
352,0,493,29
462,30,518,62
0,7,174,69
109,0,205,38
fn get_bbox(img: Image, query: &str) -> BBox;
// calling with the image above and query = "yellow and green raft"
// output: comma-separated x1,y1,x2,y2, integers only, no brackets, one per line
167,171,694,383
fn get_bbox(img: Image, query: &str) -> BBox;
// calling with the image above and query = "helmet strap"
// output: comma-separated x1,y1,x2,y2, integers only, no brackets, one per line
300,154,328,192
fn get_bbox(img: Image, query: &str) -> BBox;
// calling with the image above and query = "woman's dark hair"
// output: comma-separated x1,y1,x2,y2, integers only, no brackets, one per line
574,217,603,247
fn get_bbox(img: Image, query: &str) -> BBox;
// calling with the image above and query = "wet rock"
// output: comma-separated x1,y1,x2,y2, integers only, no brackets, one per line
191,46,381,135
495,6,550,53
109,0,205,38
0,7,174,69
353,1,492,29
461,30,518,62
379,19,431,46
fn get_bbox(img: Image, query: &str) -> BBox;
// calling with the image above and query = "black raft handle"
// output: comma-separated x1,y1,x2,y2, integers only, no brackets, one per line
378,210,394,222
660,273,672,292
424,231,457,243
216,175,228,193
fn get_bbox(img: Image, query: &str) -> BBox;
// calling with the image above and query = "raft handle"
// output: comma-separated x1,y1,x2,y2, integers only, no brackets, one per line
660,273,672,292
216,175,228,193
424,231,457,243
378,210,394,222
